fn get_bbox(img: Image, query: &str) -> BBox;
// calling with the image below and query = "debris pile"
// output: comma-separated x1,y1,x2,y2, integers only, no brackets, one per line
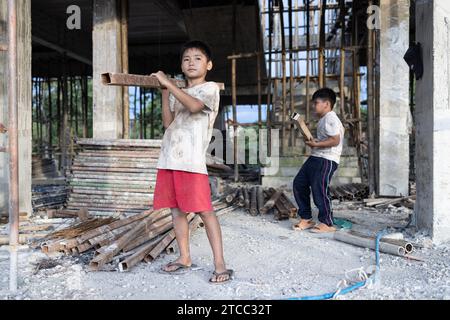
363,196,416,209
32,184,68,213
329,183,369,201
32,156,60,179
223,185,298,220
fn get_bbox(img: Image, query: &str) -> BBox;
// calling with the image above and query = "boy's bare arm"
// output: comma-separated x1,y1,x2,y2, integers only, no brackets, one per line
151,71,205,113
161,89,174,129
305,135,340,148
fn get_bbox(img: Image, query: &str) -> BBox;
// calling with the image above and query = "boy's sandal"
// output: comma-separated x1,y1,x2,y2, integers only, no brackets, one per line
160,262,197,274
293,219,316,231
310,223,337,233
209,269,234,284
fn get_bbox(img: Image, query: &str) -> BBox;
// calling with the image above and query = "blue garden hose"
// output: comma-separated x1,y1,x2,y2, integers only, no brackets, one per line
286,229,388,300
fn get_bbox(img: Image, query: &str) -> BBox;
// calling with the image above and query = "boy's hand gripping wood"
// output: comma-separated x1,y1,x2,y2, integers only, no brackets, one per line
291,112,313,142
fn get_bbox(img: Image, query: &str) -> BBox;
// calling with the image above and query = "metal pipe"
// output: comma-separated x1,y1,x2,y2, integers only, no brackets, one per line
8,0,19,293
334,231,407,257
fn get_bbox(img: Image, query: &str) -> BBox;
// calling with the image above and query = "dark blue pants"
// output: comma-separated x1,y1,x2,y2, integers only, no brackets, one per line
293,156,338,226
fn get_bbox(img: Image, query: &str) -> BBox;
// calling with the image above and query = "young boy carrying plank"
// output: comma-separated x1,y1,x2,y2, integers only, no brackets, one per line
292,88,345,233
151,41,233,283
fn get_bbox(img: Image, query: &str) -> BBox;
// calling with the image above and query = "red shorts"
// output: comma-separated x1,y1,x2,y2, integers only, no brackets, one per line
153,169,213,213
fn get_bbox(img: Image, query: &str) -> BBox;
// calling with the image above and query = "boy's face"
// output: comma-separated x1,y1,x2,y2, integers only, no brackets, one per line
313,98,331,116
181,48,212,80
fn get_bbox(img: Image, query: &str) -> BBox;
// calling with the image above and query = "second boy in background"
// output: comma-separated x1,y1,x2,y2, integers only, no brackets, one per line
293,88,345,233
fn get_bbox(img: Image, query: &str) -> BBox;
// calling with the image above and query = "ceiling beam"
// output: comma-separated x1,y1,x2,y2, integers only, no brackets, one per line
32,36,92,66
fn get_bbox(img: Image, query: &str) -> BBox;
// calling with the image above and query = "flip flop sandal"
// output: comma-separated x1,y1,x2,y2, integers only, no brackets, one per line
310,224,337,234
209,269,234,285
159,262,198,275
292,219,316,231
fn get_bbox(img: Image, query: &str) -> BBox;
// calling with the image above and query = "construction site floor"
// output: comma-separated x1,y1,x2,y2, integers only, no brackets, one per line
0,203,449,300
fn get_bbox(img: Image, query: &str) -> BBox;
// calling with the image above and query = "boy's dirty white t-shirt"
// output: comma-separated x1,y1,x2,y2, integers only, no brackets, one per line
157,81,220,175
311,111,345,164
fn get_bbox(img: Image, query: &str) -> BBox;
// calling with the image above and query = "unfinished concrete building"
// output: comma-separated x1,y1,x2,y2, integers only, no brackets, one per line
0,0,450,299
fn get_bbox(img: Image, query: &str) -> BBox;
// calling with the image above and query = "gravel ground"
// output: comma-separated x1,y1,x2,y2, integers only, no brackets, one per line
0,202,449,300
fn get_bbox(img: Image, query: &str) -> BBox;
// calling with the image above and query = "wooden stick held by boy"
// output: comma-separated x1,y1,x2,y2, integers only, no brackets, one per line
291,112,313,141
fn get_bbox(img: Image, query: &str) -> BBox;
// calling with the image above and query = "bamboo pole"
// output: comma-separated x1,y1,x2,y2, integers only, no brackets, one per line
318,0,327,88
232,0,238,182
367,0,375,195
69,76,73,134
74,77,79,136
279,0,287,155
47,78,53,154
38,79,43,155
266,0,273,156
339,0,346,118
305,0,311,123
56,77,61,163
7,0,19,292
61,54,69,170
232,58,238,183
150,90,154,138
143,89,147,139
133,86,137,138
288,0,295,148
121,0,129,139
139,88,143,139
82,76,88,138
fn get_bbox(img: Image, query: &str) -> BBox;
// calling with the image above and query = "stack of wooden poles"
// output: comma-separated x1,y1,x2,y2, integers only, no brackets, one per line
65,139,160,216
39,199,238,272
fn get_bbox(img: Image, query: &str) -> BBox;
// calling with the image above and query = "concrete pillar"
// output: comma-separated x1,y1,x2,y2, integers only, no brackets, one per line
377,0,410,196
416,0,450,244
0,0,32,216
92,0,123,139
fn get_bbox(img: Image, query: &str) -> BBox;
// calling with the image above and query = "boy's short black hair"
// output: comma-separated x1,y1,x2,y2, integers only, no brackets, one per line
180,40,212,62
312,87,337,109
